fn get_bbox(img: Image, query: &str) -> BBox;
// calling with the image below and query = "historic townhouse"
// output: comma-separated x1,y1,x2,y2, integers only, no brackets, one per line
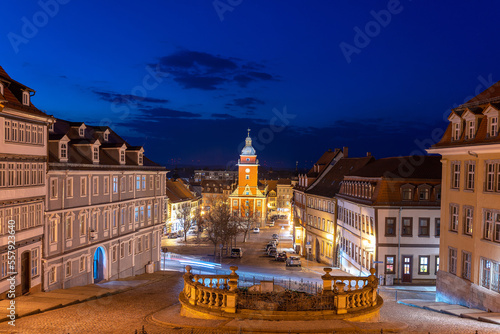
165,179,201,234
261,180,278,217
304,155,374,267
335,156,442,284
292,148,342,255
194,170,237,183
44,119,167,291
428,83,500,312
229,130,267,224
276,179,294,216
200,179,234,209
0,66,53,297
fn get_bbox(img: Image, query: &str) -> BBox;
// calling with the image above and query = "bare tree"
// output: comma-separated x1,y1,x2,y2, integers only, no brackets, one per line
238,213,256,243
205,196,232,257
192,207,205,242
179,204,192,242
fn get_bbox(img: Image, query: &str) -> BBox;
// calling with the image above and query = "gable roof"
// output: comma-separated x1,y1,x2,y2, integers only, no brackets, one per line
165,179,197,203
306,156,374,197
348,156,442,180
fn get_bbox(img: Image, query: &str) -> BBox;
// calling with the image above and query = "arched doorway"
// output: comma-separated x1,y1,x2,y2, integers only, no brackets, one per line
93,247,106,283
315,239,321,263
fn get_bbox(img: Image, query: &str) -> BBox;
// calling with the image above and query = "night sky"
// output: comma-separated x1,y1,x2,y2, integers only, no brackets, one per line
3,1,500,169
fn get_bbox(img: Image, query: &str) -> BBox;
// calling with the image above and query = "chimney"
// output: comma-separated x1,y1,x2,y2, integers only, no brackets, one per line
367,152,371,157
343,146,348,158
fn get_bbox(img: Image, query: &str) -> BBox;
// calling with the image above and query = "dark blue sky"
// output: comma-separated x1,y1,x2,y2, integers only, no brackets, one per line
3,1,499,169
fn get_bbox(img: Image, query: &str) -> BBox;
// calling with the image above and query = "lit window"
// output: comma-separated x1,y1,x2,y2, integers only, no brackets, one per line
464,207,473,236
402,188,412,200
419,256,429,274
385,255,395,275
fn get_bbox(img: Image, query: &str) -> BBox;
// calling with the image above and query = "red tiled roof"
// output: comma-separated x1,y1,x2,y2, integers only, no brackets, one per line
165,180,196,203
464,81,500,106
348,156,442,180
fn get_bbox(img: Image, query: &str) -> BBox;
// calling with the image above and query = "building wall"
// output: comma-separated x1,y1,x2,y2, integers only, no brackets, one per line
377,207,440,284
44,167,166,291
0,113,49,297
437,152,500,310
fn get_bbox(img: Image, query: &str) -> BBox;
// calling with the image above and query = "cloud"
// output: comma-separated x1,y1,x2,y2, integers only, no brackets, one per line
155,50,275,90
93,89,169,105
211,113,236,119
139,107,201,118
225,97,265,112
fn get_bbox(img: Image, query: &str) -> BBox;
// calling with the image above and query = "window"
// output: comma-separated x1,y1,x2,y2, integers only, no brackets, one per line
147,205,151,222
462,251,472,280
50,219,58,244
120,150,125,163
79,127,84,137
81,177,87,197
450,204,459,232
79,214,87,235
233,200,237,206
121,208,125,226
385,255,395,274
480,258,500,293
452,163,460,189
464,207,473,236
26,124,31,143
112,246,117,262
66,178,73,198
22,91,30,105
402,188,412,200
103,176,109,194
465,162,475,190
0,82,3,95
490,116,498,137
418,218,430,237
112,210,117,228
140,206,144,222
145,235,150,250
79,256,86,272
93,146,99,161
435,256,440,274
37,126,43,144
401,217,412,236
4,120,10,141
453,122,461,140
138,153,143,165
103,211,109,230
449,247,457,275
419,256,429,274
120,243,125,258
468,120,475,139
495,212,500,243
128,240,133,256
66,261,72,278
435,218,440,237
134,207,139,223
31,248,39,277
1,254,8,279
60,143,67,159
104,132,109,141
136,176,141,190
65,216,73,240
385,217,396,236
93,177,99,195
484,211,494,240
486,163,496,192
419,188,429,200
49,267,56,284
12,122,17,141
142,176,146,190
245,175,249,180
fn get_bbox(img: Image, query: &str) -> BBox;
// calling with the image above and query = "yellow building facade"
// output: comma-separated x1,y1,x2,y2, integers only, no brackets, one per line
428,84,500,312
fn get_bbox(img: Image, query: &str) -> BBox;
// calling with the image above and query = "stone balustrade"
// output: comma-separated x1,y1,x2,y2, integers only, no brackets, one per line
180,265,381,318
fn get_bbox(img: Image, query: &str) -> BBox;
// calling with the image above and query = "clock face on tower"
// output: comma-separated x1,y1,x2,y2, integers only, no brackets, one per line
245,168,250,173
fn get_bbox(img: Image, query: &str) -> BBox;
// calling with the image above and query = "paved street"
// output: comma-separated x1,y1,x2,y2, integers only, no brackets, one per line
1,219,498,333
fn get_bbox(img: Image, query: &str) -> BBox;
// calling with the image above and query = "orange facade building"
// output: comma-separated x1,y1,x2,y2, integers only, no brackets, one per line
229,130,267,223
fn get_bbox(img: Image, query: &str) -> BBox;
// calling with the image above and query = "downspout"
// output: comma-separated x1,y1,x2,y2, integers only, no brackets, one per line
397,206,402,284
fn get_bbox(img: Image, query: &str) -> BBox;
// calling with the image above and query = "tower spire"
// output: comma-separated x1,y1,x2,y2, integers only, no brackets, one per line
247,128,251,137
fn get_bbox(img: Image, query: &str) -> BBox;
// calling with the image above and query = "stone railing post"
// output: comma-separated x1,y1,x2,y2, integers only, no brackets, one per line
368,268,378,305
228,266,239,292
183,266,198,306
321,268,333,295
335,281,347,314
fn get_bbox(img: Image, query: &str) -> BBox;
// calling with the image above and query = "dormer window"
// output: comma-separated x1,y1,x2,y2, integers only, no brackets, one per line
22,91,30,106
104,133,108,141
418,186,430,201
79,128,84,137
0,82,3,95
490,116,498,137
467,120,475,139
401,184,415,201
60,143,67,159
93,147,99,161
138,153,143,165
120,150,125,163
453,122,461,141
402,188,412,200
49,123,54,132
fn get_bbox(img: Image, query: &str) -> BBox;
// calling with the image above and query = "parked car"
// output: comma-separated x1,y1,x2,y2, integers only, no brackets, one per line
186,230,197,236
267,247,277,257
230,248,243,258
275,252,287,262
286,256,302,267
167,233,178,239
252,227,260,233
